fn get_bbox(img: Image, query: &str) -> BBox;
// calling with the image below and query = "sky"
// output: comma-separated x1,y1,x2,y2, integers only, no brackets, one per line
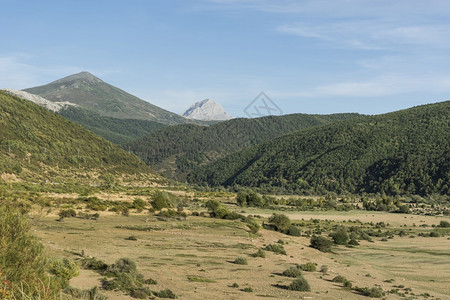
1,0,450,117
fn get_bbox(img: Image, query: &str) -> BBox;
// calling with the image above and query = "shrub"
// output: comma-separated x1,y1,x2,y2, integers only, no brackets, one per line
152,190,176,210
332,275,348,283
439,220,450,228
48,258,80,287
242,287,253,292
299,262,316,272
236,189,265,207
343,280,352,288
233,257,248,265
282,267,303,278
144,278,157,285
320,265,328,273
244,216,261,234
59,208,76,219
265,243,287,255
251,249,266,258
268,214,291,232
125,235,138,241
348,238,360,246
330,227,349,245
155,289,177,299
289,277,311,291
231,282,239,288
0,204,62,297
81,257,108,271
130,287,152,299
354,286,384,298
310,235,333,252
286,225,301,236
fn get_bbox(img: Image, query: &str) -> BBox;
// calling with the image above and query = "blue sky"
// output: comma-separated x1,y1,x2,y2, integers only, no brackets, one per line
1,0,450,117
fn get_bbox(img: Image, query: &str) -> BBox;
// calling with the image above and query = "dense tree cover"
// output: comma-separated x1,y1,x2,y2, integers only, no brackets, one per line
125,113,362,180
188,101,450,196
59,106,166,144
24,72,191,124
0,91,152,180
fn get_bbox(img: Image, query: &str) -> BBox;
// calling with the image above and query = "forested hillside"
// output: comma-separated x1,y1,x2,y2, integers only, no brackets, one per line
125,113,362,180
0,91,154,182
59,106,166,144
188,101,450,196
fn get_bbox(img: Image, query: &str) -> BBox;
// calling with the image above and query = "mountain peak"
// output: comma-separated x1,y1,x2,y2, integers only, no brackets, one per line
51,71,103,84
183,99,233,121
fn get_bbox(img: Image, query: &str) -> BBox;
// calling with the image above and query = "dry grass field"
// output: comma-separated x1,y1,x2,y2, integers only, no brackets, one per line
28,192,450,300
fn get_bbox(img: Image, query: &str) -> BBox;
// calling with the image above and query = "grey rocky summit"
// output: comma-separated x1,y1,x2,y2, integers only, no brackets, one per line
183,99,233,121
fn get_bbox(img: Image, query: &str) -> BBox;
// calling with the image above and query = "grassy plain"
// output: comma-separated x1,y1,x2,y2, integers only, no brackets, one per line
28,191,450,300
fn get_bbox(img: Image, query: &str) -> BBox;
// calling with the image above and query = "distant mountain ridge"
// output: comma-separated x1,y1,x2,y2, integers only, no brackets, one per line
24,72,190,124
125,112,363,180
188,101,450,196
183,99,233,121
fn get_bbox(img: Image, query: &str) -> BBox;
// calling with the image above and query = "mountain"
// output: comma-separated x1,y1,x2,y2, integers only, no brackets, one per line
183,99,233,121
3,88,76,112
23,72,188,124
188,101,450,196
0,90,159,184
58,106,166,144
125,113,362,180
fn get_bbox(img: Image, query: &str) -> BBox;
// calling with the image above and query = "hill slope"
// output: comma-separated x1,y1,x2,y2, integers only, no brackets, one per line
58,106,166,144
125,113,362,180
188,101,450,196
0,90,157,183
24,72,188,124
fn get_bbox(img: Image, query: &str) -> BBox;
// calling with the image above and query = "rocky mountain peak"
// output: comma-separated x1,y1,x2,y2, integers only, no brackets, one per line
183,99,233,121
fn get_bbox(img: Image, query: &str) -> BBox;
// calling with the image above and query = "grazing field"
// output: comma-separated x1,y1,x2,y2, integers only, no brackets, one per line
28,192,450,300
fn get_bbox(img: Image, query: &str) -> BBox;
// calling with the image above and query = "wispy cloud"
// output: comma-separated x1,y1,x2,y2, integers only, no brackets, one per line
277,22,450,51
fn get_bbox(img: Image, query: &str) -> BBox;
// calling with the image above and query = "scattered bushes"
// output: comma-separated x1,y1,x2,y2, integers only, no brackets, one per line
154,289,177,299
310,235,333,252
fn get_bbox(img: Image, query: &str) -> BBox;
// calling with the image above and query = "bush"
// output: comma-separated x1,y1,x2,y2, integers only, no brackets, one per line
251,249,266,258
242,287,253,292
233,257,248,265
354,286,384,298
320,265,328,273
268,214,291,232
286,225,301,236
130,287,152,299
282,267,303,278
289,277,311,291
144,278,157,285
330,227,349,245
152,190,176,210
0,204,62,298
155,289,177,299
48,258,80,287
439,220,450,228
332,275,348,283
310,235,333,252
59,208,77,219
265,243,286,255
236,189,265,207
299,262,316,272
81,257,108,271
348,238,360,246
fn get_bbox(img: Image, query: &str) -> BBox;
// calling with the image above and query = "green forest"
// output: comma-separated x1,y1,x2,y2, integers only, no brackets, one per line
188,101,450,196
125,113,362,180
